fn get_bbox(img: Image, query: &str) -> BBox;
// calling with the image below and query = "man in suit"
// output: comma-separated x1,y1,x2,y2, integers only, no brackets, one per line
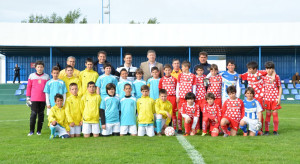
139,50,164,81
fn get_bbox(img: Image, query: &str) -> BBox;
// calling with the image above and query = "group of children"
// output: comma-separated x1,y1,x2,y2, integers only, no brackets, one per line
26,54,282,138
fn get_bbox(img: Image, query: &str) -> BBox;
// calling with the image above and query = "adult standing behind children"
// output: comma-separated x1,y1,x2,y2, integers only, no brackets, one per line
116,53,137,82
140,50,164,81
292,72,300,88
93,51,116,76
59,56,80,79
193,51,211,76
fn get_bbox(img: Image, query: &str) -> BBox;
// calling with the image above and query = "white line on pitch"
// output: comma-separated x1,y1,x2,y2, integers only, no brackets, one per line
176,134,205,164
0,119,28,122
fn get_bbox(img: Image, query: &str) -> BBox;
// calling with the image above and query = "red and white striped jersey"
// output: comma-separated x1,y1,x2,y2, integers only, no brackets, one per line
159,76,177,96
263,74,281,101
222,98,244,122
207,75,222,99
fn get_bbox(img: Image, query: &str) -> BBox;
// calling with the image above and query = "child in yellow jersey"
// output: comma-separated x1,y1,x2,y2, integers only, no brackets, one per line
61,65,82,97
81,81,101,138
155,89,172,136
48,94,70,139
65,83,82,137
80,58,99,95
137,85,155,137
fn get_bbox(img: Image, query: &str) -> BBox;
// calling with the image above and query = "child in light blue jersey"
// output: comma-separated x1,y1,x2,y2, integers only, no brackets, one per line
133,68,146,99
96,63,118,99
147,66,161,100
44,66,67,115
120,84,137,136
240,87,262,136
100,83,120,136
116,69,135,98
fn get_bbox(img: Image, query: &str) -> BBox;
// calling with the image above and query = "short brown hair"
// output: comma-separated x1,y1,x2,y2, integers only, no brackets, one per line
205,92,215,100
210,64,218,71
199,51,208,57
181,61,191,68
136,68,144,75
159,89,167,95
164,64,172,70
98,51,107,57
227,86,236,94
245,87,255,95
147,50,156,55
69,83,78,89
51,66,60,72
65,65,73,70
35,61,44,67
141,85,149,91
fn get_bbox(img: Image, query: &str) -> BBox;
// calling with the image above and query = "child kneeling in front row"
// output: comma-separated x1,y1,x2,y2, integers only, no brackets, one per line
240,87,263,136
48,94,70,139
137,85,156,137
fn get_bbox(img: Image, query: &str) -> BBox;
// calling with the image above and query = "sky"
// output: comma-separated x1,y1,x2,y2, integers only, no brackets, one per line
0,0,300,24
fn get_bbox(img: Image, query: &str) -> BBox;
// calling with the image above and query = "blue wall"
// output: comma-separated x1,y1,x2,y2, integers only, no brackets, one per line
5,46,300,81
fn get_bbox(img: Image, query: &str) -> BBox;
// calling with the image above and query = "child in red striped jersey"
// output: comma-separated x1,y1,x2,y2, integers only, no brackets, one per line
158,64,177,130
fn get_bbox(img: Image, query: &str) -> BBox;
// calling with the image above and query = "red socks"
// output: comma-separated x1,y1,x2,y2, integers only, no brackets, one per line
265,112,271,131
202,117,209,133
273,112,279,131
221,125,229,135
172,112,177,130
184,122,191,134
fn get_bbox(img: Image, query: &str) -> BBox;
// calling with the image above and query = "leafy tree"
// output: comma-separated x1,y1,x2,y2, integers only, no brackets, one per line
22,8,87,24
129,17,159,24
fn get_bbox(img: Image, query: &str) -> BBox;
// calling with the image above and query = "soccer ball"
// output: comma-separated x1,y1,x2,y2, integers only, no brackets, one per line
164,126,175,136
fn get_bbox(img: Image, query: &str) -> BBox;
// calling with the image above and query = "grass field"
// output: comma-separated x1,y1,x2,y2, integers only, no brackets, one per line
0,104,299,164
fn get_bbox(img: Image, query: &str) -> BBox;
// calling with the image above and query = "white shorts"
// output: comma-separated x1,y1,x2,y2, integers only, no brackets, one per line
102,122,120,136
50,124,68,137
70,125,81,135
120,125,137,135
241,117,259,133
82,123,100,134
138,125,155,137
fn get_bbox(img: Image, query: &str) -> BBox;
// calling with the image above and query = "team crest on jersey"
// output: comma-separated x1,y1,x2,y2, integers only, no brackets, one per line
269,80,272,84
38,79,41,84
217,78,220,81
171,81,173,84
252,102,255,106
234,76,237,80
264,104,267,107
236,103,239,106
257,76,261,80
187,78,190,81
212,111,214,114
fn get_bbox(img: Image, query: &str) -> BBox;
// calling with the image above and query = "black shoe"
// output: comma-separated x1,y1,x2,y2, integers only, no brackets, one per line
177,130,183,134
263,131,269,136
273,131,279,135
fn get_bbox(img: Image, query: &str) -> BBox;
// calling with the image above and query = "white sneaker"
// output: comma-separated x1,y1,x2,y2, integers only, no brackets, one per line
27,132,34,136
36,131,41,135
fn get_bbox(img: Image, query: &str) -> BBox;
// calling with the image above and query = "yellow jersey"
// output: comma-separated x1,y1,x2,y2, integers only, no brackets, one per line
48,105,70,131
155,98,173,125
171,69,182,80
137,96,155,124
58,68,81,79
79,69,99,94
65,95,82,125
60,75,82,97
81,93,101,123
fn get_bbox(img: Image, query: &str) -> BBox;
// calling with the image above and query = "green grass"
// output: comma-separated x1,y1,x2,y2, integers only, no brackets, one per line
0,104,299,163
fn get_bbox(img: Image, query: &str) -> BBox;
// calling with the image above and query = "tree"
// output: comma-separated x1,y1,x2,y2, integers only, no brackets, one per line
129,17,160,24
22,8,87,24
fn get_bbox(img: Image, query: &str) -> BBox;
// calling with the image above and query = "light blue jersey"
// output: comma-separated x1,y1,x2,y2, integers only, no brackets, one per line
95,74,118,98
44,79,67,107
120,96,137,126
243,99,263,120
100,96,120,124
116,80,135,99
147,77,160,100
220,71,241,104
133,79,146,99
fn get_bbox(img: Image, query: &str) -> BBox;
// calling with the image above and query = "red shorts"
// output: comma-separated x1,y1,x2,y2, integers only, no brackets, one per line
208,121,219,132
195,99,207,111
255,97,264,111
263,100,281,110
223,116,239,131
214,98,222,108
178,98,186,110
167,95,177,112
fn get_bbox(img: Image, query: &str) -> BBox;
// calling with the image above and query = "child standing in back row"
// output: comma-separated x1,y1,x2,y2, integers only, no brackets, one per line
133,68,146,99
26,61,50,136
147,67,161,100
